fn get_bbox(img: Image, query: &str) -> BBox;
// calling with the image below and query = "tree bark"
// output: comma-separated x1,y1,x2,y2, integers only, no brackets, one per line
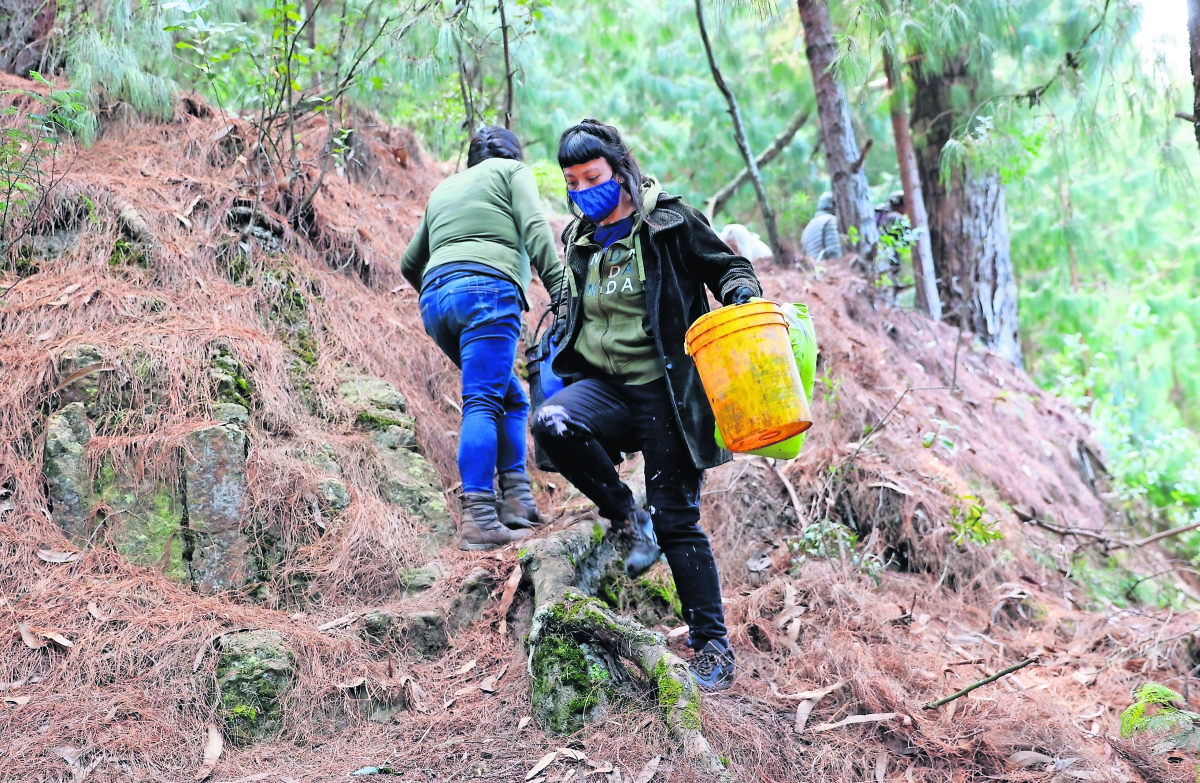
911,55,1022,365
882,46,940,320
795,0,878,257
1189,0,1200,151
695,0,785,263
498,0,514,129
705,106,810,222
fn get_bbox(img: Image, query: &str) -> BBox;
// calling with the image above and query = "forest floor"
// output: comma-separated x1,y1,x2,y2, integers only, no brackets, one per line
1,86,1197,782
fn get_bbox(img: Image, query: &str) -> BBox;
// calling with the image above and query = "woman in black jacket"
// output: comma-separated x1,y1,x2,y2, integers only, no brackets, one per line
531,120,761,691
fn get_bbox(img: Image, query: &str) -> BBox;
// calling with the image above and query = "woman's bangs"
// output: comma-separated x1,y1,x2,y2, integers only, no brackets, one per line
557,130,609,168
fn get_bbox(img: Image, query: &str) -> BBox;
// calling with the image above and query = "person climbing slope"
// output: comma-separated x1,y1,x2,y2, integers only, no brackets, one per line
401,126,565,551
531,119,761,691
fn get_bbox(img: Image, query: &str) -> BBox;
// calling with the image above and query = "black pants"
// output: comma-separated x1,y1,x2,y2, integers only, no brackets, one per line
531,376,727,647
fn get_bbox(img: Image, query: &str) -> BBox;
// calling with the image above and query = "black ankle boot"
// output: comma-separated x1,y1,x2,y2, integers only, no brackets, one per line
497,471,541,530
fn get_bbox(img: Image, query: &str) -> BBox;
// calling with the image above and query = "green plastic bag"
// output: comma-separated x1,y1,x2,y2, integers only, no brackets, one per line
714,303,817,459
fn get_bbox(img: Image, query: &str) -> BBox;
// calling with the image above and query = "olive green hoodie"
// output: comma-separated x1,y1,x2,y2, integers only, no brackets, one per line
571,178,664,385
400,157,565,308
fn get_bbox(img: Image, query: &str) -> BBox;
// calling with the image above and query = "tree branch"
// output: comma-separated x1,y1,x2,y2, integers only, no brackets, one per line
705,107,810,220
694,0,785,263
923,657,1037,710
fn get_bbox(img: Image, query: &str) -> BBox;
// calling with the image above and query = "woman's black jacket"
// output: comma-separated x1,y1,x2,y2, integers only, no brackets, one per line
549,189,763,470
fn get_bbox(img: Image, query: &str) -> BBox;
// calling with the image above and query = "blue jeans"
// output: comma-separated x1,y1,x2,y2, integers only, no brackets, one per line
419,272,528,494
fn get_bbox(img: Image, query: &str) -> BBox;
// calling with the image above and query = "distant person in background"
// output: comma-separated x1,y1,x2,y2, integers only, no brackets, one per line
876,190,905,235
718,223,773,266
801,191,842,262
401,126,565,551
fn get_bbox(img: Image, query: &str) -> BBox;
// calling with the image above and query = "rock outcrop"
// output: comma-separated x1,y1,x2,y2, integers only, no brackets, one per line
43,402,93,541
216,630,295,745
184,422,250,593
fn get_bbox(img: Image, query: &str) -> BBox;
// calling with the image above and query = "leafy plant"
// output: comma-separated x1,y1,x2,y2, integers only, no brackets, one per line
948,495,1002,547
788,521,885,583
0,77,85,273
1120,683,1200,753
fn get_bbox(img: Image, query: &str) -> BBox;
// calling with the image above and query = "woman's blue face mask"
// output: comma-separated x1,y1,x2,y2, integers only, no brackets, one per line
567,177,622,223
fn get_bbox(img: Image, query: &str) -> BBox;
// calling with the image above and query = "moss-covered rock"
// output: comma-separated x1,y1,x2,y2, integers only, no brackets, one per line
43,402,93,542
397,561,442,597
96,460,187,582
369,430,451,551
598,562,682,628
530,635,615,733
215,630,294,746
209,348,254,408
340,378,415,432
56,345,105,412
212,403,249,425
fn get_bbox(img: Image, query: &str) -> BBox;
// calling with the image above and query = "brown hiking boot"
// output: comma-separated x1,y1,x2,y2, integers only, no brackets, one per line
497,470,541,530
459,491,532,551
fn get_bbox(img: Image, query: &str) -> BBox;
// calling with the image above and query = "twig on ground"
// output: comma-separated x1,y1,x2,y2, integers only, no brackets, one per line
923,656,1037,710
811,712,896,732
759,457,807,529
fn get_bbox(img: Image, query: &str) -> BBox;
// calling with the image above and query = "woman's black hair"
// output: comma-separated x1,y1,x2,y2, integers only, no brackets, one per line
467,126,523,168
557,119,650,223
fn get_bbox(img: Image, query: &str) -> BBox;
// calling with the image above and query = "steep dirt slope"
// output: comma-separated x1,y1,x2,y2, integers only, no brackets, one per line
0,94,1195,782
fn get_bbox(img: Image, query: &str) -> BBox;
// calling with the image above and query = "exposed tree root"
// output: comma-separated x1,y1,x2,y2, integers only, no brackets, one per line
520,519,733,780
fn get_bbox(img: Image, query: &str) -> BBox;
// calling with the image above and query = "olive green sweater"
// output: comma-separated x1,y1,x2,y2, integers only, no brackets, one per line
400,158,565,308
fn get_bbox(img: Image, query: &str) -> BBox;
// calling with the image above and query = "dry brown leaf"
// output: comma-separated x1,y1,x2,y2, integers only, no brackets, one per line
336,677,367,689
666,625,689,639
479,675,498,693
1071,667,1099,687
1007,751,1054,768
37,549,79,564
631,756,661,783
455,659,477,676
196,724,223,781
52,746,82,765
37,629,74,648
498,564,523,636
517,716,531,731
18,621,46,649
558,748,588,762
60,283,82,296
874,752,888,783
87,602,105,620
526,750,558,780
4,695,30,706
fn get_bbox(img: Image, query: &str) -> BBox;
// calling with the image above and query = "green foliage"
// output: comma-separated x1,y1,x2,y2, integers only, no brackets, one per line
788,521,885,582
0,78,85,266
1120,683,1200,754
948,495,1002,547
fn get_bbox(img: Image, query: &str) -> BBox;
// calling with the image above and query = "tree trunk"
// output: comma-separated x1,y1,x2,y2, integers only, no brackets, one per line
695,0,785,263
911,55,1022,365
882,46,940,320
795,0,878,257
498,0,514,129
1189,0,1200,151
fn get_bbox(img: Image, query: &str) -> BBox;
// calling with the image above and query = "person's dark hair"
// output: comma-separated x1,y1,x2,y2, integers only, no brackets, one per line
467,126,523,168
557,119,650,223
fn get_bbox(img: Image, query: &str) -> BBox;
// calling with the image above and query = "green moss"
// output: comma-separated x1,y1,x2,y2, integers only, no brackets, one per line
653,657,701,731
95,461,187,582
216,630,294,746
294,329,319,366
531,635,602,733
355,409,412,430
109,238,147,268
591,523,605,548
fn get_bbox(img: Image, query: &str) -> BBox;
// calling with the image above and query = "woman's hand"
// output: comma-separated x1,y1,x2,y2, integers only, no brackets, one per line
725,286,756,306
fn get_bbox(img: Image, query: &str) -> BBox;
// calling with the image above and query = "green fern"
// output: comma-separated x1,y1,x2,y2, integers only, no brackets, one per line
1120,683,1200,753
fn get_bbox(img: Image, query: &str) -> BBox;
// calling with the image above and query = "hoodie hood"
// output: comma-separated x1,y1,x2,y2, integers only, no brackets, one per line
816,191,835,214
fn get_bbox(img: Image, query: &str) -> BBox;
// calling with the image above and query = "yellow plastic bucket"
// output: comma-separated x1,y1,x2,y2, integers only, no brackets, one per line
684,301,811,452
